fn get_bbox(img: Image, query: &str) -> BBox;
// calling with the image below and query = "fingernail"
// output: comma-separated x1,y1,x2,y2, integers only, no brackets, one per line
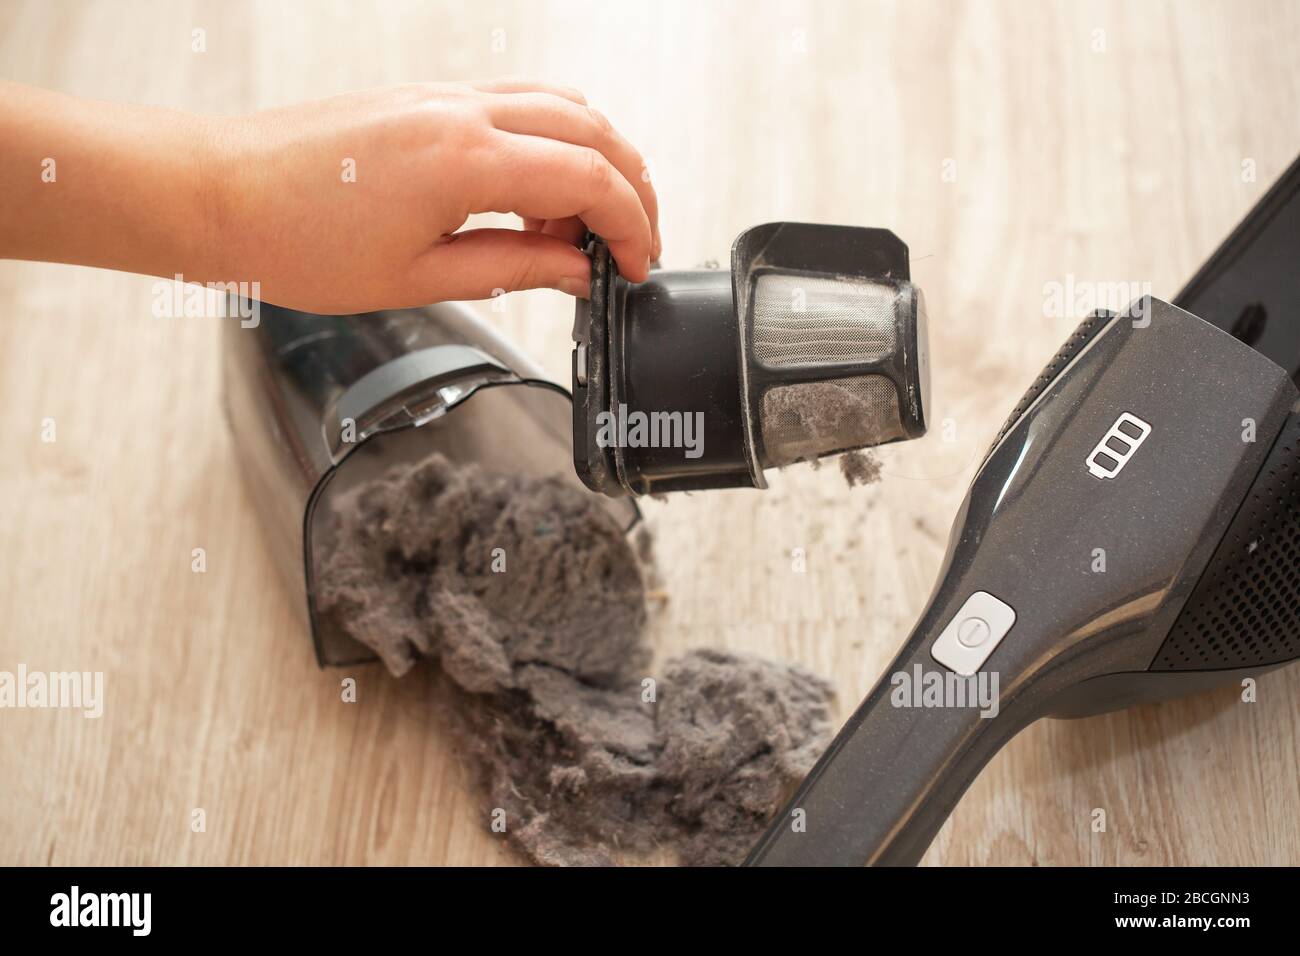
559,277,590,299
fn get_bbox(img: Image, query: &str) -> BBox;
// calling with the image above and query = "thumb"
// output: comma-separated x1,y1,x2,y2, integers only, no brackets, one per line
412,228,591,302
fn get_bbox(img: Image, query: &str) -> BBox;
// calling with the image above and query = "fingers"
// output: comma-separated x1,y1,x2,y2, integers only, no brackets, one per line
452,80,660,279
539,216,588,247
485,93,660,260
467,132,653,282
412,228,592,301
468,76,587,106
521,216,588,252
521,215,587,248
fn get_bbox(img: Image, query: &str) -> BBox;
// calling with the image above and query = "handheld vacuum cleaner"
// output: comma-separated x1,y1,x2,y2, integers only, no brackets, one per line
746,157,1300,866
747,296,1300,864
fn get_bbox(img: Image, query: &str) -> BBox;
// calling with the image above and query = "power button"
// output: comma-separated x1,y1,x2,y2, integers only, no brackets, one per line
957,617,991,647
930,591,1017,676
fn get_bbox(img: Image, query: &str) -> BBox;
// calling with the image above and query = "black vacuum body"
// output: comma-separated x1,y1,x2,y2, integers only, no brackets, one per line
748,296,1300,866
1176,154,1300,383
572,222,930,497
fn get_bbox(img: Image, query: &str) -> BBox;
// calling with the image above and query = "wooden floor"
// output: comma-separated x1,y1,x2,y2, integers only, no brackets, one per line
2,0,1298,866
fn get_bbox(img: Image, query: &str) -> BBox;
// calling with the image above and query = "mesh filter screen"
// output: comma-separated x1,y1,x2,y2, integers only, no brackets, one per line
760,375,904,465
752,273,898,368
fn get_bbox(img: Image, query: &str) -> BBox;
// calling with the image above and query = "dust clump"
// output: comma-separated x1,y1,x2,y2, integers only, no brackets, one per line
317,453,835,866
839,450,881,487
315,453,646,687
761,380,892,486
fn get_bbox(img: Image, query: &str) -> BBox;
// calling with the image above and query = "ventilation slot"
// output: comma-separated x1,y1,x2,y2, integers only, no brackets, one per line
1153,414,1300,670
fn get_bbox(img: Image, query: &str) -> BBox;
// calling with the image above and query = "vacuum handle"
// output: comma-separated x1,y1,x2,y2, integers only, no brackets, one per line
746,605,1028,866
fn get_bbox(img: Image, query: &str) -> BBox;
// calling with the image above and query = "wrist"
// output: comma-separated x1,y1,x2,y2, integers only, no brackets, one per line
188,113,249,283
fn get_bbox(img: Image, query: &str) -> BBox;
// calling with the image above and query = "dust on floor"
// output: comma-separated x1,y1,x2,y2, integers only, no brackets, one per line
316,452,838,866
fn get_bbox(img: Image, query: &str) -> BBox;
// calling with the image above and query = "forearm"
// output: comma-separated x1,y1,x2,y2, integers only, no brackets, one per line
0,80,231,281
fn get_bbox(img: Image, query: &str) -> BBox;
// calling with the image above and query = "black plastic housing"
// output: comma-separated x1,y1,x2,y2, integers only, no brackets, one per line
571,239,751,496
1175,153,1300,382
746,297,1298,867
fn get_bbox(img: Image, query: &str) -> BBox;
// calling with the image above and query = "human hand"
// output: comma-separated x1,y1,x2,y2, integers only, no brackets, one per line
214,78,660,311
0,78,660,313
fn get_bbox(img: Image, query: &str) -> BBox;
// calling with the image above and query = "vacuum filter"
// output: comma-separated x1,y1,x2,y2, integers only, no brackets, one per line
572,222,929,497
